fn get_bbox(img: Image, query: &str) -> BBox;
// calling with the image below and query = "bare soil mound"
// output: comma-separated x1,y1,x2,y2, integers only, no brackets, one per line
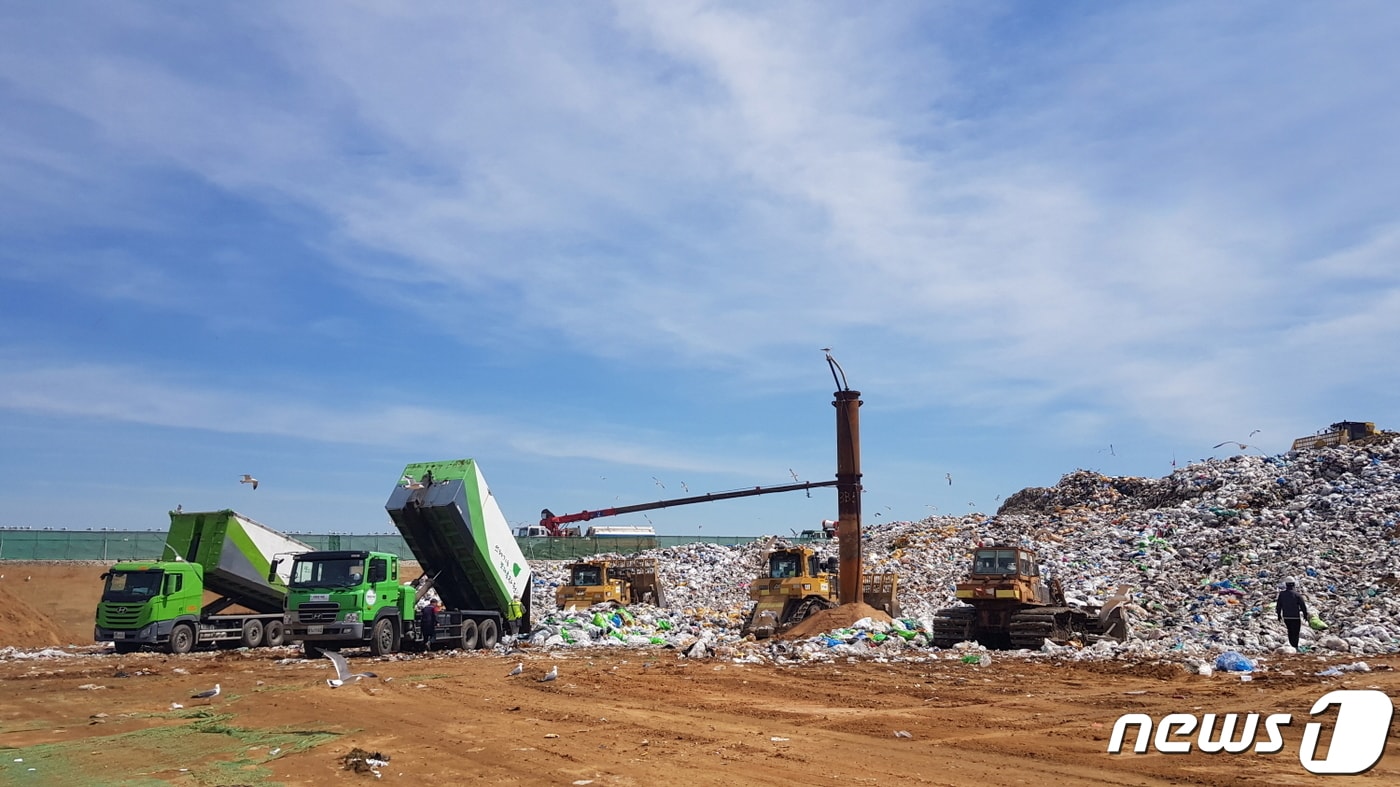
0,562,110,647
780,601,892,639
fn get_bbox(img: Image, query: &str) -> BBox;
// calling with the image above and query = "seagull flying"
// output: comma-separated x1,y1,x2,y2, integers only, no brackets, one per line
1249,429,1261,437
400,475,426,490
652,476,664,489
190,683,221,700
1213,441,1249,451
789,468,800,483
507,662,523,677
239,474,259,490
945,473,953,485
325,650,378,688
539,665,558,683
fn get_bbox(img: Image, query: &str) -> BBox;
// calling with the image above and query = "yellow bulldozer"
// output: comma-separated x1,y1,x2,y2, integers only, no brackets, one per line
930,545,1128,649
555,557,666,609
1290,421,1380,451
741,545,899,639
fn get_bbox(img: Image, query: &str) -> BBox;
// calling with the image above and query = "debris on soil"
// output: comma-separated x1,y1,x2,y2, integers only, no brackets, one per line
339,747,391,774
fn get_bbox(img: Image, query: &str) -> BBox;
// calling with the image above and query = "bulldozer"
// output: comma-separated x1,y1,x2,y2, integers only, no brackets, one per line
930,545,1127,650
1290,421,1381,451
741,545,900,639
555,557,666,609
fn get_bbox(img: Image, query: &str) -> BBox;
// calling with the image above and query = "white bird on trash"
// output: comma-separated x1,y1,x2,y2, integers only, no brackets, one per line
324,650,378,688
506,662,523,677
239,474,259,490
539,665,558,683
190,683,220,700
401,475,426,490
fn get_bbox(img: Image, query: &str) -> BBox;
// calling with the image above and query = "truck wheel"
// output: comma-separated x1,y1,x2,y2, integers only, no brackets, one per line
459,619,479,650
263,620,285,647
478,618,499,650
240,619,264,648
369,617,399,657
168,623,196,655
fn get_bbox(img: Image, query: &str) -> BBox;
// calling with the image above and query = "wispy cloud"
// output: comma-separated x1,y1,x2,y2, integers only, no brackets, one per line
1,2,1398,528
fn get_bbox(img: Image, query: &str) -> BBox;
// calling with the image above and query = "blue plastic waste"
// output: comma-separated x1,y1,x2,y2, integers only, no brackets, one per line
1215,651,1254,672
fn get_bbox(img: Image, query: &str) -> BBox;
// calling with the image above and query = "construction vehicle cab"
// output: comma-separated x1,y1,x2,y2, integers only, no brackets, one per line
932,545,1126,650
555,558,666,609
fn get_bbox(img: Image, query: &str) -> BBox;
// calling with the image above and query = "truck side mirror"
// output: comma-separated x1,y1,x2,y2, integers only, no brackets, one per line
267,557,282,584
100,572,110,580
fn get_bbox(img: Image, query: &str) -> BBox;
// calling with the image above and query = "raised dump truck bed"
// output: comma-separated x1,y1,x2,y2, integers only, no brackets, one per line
166,510,309,614
385,459,531,624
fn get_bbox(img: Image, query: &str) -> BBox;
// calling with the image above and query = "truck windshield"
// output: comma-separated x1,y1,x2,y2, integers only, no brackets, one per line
289,558,365,588
103,570,164,603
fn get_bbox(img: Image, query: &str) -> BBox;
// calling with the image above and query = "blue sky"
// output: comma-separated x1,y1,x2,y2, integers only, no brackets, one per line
2,2,1398,536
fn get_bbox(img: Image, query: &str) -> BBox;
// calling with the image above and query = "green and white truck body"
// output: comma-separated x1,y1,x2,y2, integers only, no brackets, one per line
94,510,311,654
283,459,532,656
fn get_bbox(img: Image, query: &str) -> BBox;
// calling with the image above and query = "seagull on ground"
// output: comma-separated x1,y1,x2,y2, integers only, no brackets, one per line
190,683,221,700
539,665,558,683
324,650,378,688
506,662,523,677
240,474,259,490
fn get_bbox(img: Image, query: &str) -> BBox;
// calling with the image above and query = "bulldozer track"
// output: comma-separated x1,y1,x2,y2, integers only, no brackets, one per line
930,606,976,649
1008,607,1087,650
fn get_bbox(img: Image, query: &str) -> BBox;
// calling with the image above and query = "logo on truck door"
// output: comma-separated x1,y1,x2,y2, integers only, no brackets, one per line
365,589,377,606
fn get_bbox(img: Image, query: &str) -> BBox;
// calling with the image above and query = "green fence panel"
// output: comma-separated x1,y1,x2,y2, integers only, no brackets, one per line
1,530,769,561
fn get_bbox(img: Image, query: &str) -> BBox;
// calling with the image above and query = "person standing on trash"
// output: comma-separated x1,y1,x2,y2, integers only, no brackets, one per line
1275,579,1310,652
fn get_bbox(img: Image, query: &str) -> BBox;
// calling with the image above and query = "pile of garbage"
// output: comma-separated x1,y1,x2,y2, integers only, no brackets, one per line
524,435,1400,661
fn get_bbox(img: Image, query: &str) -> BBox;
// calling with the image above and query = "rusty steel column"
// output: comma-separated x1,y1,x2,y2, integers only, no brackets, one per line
833,388,863,605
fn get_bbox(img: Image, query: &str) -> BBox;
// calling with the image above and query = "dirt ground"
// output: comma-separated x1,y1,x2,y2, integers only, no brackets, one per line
3,562,1399,786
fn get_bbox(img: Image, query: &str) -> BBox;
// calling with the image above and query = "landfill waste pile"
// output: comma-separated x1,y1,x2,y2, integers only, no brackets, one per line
528,435,1400,664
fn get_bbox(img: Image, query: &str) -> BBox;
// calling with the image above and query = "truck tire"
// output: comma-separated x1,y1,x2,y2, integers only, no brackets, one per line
168,623,196,655
240,619,264,648
477,618,499,650
459,619,479,650
263,620,285,647
369,617,399,657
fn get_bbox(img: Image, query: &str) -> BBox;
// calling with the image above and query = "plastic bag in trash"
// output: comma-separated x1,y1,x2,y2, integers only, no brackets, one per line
1309,614,1329,631
1214,651,1254,672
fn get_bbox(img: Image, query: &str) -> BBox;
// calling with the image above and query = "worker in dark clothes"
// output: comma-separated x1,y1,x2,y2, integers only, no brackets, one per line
1276,580,1310,652
419,601,439,651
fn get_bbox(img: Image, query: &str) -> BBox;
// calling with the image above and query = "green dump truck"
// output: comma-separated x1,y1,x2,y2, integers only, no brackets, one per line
95,510,311,654
282,459,532,657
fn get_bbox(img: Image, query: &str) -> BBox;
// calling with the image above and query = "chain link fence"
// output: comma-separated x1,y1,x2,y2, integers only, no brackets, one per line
0,529,768,561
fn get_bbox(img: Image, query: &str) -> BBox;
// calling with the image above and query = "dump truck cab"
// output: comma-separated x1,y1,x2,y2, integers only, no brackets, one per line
555,558,665,609
282,550,415,656
96,561,205,651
